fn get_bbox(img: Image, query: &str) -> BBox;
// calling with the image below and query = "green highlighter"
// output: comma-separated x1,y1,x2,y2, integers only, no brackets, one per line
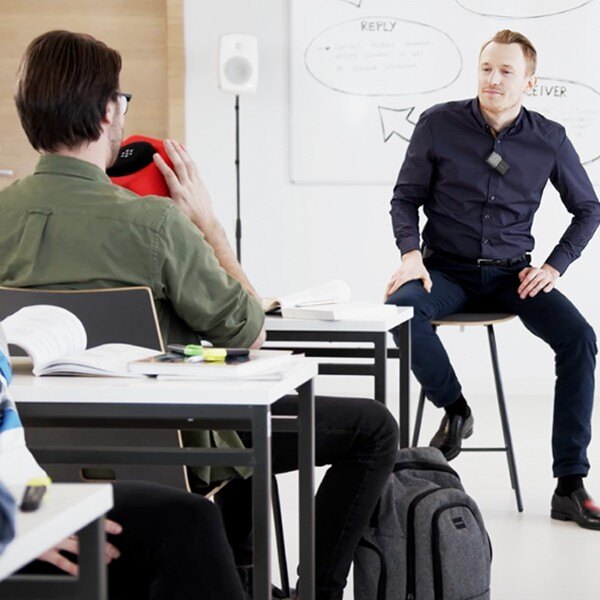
167,344,249,362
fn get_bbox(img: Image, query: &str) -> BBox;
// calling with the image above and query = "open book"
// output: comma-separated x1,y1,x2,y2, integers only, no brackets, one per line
262,280,351,314
2,306,161,377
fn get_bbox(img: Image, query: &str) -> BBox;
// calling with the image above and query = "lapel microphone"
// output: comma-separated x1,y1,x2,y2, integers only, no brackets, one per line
486,151,510,175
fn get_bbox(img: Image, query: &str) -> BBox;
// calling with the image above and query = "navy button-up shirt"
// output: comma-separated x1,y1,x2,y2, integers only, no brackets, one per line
390,98,600,274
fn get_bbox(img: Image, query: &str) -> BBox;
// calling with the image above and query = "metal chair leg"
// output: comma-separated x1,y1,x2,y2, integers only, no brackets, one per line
271,475,291,596
487,325,524,513
412,387,426,447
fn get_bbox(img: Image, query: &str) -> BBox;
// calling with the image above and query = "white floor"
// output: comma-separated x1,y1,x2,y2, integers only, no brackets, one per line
274,377,600,599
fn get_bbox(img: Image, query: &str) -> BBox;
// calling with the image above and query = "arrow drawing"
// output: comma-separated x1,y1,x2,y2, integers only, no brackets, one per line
378,106,418,142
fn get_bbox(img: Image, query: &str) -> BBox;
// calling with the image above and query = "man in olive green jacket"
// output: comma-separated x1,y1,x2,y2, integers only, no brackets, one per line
0,30,398,600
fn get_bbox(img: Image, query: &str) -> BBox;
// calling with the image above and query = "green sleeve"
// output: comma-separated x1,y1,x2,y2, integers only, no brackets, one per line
155,207,264,347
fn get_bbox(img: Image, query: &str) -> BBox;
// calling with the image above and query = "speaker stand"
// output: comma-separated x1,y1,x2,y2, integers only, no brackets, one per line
235,94,242,263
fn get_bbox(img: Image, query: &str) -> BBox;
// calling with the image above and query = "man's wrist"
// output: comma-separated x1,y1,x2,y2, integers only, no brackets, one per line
542,263,560,279
402,249,422,261
191,211,218,234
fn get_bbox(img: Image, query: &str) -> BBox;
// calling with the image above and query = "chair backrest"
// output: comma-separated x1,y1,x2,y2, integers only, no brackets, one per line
0,286,164,351
0,286,187,490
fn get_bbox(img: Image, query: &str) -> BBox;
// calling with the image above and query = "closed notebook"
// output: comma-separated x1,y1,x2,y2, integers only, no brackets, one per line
281,301,399,321
128,349,295,379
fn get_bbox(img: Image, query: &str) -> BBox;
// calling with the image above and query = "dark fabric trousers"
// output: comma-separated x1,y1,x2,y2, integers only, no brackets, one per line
386,253,597,478
22,481,246,600
214,395,399,600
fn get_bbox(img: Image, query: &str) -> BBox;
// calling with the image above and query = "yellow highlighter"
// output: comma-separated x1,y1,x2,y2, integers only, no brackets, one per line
21,476,52,512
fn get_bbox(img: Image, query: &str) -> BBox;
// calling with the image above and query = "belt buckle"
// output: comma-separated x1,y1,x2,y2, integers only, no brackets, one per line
477,258,496,266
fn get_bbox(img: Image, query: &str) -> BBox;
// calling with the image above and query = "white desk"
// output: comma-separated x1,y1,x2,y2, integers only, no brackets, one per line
9,358,319,600
265,307,413,445
0,483,112,600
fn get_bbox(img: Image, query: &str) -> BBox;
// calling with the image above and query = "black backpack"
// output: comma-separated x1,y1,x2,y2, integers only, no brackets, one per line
354,447,492,600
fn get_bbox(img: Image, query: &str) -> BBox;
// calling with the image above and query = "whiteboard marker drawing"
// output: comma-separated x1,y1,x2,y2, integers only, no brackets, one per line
456,0,596,19
304,17,462,97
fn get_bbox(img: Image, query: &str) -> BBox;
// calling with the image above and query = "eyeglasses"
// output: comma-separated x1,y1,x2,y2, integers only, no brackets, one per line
116,92,132,115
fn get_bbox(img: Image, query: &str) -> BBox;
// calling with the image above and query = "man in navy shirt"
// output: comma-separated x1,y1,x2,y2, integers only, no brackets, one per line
387,29,600,529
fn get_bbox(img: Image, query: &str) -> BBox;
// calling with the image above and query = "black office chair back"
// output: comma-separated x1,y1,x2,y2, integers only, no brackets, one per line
0,286,163,351
0,286,188,489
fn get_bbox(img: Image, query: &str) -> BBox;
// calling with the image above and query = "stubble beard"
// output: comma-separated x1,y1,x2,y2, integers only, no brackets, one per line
107,120,124,168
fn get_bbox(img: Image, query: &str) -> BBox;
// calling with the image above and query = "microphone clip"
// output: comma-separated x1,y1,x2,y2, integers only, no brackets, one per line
486,151,510,175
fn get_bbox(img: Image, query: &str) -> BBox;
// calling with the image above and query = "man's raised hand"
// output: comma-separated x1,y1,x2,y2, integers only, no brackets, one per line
153,140,216,231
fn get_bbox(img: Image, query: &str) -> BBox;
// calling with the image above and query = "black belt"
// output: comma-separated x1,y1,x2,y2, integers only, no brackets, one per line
422,246,530,267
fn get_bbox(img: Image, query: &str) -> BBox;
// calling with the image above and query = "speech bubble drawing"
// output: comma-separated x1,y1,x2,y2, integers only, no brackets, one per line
455,0,595,19
304,17,462,96
526,77,600,165
378,106,418,142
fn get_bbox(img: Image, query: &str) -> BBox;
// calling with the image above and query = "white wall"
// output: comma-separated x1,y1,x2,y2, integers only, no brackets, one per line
184,0,600,399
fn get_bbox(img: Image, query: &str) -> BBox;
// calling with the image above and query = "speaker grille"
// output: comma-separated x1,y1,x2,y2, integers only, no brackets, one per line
224,57,253,86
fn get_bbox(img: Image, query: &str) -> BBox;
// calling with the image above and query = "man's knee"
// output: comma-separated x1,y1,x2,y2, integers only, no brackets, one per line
357,399,399,459
166,493,226,545
386,280,429,314
574,320,596,354
558,318,597,355
318,396,398,458
387,280,432,344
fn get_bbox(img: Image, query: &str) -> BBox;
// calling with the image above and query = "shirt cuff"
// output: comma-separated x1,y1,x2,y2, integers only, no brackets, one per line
544,248,571,276
397,237,421,255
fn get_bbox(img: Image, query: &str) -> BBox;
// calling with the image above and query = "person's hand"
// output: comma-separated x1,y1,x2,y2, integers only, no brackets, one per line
517,263,559,299
385,250,432,299
38,519,123,576
153,139,216,232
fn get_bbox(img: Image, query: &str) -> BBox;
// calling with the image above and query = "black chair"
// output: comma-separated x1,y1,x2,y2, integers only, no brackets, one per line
411,312,523,512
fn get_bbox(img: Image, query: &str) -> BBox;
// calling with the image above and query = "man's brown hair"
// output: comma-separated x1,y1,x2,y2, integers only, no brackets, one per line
15,30,122,153
480,30,537,75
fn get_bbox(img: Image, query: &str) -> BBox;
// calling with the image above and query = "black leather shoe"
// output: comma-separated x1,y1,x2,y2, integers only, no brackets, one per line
429,412,474,461
551,488,600,530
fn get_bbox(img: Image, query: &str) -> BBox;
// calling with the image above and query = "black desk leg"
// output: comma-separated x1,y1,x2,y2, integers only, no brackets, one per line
399,320,411,448
298,379,315,600
251,405,272,600
373,332,387,404
77,516,107,600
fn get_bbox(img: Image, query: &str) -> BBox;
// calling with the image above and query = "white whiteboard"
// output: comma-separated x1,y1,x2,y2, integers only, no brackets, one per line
290,0,600,184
